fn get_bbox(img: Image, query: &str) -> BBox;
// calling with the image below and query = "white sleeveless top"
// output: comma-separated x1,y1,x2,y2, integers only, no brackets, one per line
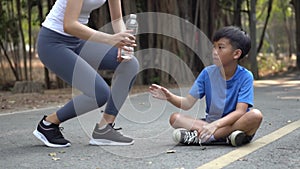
42,0,106,36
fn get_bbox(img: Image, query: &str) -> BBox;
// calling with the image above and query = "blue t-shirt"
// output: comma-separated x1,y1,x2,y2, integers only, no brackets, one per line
189,65,254,122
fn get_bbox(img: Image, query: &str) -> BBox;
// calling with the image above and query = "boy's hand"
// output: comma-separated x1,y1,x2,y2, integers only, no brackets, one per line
149,84,171,100
198,122,218,142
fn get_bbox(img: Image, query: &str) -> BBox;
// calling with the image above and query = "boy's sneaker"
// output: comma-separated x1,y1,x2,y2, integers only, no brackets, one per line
227,130,248,147
33,116,71,148
89,123,134,146
172,128,200,145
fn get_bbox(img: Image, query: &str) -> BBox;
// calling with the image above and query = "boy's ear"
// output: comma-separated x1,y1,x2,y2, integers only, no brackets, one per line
233,49,242,60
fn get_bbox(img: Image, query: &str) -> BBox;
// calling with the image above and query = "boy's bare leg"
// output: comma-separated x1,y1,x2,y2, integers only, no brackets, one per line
169,112,207,131
169,109,263,139
213,109,263,139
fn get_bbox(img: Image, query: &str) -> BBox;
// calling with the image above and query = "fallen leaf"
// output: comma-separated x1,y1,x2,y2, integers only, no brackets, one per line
166,149,176,153
8,100,16,104
52,157,60,161
48,152,57,157
238,158,248,161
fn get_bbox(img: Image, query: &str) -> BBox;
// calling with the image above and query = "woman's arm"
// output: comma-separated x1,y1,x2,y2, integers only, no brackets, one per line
108,0,126,33
63,0,134,47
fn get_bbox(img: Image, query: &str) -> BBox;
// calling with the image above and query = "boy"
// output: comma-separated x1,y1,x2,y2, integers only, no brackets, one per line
149,26,263,146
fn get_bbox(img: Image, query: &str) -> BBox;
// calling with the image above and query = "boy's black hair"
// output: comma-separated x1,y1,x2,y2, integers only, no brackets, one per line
212,26,251,60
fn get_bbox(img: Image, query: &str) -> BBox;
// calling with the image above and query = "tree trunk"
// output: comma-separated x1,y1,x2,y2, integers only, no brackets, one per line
280,0,293,57
37,0,50,89
27,0,33,80
257,0,273,54
0,40,19,80
291,0,300,69
249,0,259,79
16,0,28,80
233,0,243,27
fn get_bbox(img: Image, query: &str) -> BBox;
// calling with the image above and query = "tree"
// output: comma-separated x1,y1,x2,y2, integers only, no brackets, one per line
291,0,300,69
257,0,273,54
248,0,259,79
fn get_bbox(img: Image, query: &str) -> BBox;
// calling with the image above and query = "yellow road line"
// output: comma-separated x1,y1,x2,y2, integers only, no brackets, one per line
197,119,300,169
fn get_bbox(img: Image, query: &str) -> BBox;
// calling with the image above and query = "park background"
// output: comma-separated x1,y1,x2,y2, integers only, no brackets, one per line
0,0,299,98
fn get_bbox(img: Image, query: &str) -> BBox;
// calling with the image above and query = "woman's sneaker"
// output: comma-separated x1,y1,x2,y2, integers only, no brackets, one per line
33,116,71,148
89,123,134,146
172,128,200,145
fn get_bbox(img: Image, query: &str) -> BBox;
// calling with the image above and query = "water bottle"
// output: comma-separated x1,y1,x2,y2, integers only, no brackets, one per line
121,14,138,59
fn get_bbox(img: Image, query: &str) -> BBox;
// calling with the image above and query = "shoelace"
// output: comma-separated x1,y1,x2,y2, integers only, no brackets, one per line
183,130,203,147
109,123,122,131
183,130,199,144
51,126,65,139
107,123,126,137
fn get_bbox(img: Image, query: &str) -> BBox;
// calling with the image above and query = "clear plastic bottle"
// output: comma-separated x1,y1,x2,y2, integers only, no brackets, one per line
121,14,138,59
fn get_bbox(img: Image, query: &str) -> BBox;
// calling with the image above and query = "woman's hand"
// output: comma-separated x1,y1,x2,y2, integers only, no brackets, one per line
114,30,136,62
109,30,136,48
149,84,172,100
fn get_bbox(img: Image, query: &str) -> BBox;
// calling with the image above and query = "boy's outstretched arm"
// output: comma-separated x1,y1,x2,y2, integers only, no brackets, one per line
149,84,197,110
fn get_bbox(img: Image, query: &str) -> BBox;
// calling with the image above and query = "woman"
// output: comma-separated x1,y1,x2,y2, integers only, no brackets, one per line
33,0,139,148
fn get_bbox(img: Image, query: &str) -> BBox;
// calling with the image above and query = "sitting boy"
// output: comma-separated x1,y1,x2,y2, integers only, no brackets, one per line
149,26,263,146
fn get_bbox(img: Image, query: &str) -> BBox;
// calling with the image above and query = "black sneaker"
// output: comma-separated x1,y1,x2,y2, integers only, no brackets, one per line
89,123,134,146
33,116,71,148
227,130,250,147
172,128,200,145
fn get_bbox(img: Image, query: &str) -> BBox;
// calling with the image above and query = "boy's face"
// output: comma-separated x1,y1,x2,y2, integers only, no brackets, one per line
212,38,240,67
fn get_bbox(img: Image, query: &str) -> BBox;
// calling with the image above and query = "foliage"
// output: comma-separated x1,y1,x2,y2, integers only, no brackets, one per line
257,53,290,77
0,0,298,89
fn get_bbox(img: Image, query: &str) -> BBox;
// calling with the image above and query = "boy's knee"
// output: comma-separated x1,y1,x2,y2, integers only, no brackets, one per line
252,109,263,120
169,112,181,126
248,109,263,125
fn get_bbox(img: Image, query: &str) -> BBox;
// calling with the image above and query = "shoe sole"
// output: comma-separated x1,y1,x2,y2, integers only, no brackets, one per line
89,139,134,146
230,131,246,147
33,130,71,148
172,128,186,143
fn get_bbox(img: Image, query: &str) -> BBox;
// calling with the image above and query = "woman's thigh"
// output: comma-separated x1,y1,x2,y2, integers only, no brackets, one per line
37,29,109,98
77,41,120,71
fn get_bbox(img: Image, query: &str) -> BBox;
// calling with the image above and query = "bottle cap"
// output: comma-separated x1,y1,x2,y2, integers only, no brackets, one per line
129,14,137,19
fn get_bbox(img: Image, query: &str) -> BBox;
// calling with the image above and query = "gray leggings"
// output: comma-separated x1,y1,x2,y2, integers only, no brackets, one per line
37,27,139,122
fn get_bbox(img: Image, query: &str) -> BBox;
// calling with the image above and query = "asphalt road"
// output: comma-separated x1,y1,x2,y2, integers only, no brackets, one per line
0,71,299,169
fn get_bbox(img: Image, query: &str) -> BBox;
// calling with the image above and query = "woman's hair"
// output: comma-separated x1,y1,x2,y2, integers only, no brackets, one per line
213,26,251,60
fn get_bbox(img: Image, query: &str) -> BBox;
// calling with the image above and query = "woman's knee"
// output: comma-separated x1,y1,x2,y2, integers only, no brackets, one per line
128,56,139,73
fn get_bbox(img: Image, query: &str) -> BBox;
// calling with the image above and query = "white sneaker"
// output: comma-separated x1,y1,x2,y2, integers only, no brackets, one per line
227,130,247,146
